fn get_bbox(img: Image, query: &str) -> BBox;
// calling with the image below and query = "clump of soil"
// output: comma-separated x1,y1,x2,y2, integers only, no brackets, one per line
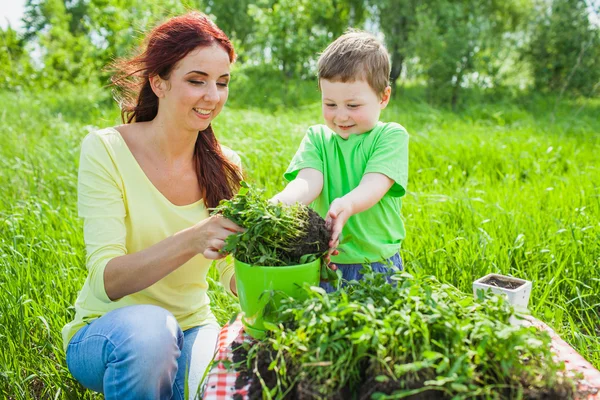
281,208,330,263
357,364,441,400
232,344,438,400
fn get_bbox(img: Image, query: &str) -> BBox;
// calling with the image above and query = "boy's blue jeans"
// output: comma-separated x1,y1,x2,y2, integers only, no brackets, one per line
66,304,220,400
320,252,403,293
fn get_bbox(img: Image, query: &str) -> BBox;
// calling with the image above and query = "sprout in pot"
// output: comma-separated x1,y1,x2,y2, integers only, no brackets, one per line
211,181,331,267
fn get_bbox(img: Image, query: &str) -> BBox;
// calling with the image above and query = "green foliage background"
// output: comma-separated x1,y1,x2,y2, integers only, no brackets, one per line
2,0,599,104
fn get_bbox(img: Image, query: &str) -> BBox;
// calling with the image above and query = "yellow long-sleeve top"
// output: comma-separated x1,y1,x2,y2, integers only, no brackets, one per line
62,127,238,351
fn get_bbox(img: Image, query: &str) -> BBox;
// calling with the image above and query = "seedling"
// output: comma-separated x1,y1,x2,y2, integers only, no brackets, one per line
211,181,330,267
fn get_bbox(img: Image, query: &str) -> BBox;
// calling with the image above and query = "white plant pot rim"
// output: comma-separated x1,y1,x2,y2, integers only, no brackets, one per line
473,273,531,292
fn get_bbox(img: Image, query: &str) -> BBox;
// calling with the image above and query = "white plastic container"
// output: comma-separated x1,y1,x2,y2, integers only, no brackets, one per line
473,273,532,310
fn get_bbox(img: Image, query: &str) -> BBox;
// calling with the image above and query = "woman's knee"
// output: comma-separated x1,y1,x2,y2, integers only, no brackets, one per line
111,305,183,355
101,305,183,395
66,305,183,394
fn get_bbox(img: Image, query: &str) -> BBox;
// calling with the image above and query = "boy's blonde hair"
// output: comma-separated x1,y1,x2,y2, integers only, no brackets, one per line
318,30,391,97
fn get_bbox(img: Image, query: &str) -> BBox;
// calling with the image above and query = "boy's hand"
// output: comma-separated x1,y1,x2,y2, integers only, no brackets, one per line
324,250,339,265
326,198,353,251
323,198,347,274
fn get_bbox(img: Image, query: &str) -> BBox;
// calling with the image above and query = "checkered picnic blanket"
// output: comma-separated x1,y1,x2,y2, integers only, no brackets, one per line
203,316,600,400
202,317,251,399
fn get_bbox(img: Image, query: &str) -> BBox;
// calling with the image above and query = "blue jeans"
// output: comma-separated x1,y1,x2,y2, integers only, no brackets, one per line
66,305,220,400
320,252,403,293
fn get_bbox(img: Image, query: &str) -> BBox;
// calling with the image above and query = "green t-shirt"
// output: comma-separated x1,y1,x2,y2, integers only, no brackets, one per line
284,121,409,264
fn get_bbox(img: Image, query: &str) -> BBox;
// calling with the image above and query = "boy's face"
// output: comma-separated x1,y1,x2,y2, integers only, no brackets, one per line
320,78,391,139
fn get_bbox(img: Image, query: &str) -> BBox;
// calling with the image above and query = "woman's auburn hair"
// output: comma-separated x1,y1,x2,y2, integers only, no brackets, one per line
110,11,242,209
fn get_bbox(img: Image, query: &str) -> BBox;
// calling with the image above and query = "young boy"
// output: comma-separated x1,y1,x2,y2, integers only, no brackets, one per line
271,31,409,292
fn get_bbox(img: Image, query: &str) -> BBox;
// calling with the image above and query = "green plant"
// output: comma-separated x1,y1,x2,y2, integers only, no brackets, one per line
234,268,578,399
211,182,330,267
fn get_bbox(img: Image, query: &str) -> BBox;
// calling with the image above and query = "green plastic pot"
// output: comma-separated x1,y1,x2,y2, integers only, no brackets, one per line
234,258,320,339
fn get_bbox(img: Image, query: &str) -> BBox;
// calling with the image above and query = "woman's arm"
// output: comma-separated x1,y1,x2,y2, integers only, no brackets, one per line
270,168,324,205
79,132,244,302
103,215,242,301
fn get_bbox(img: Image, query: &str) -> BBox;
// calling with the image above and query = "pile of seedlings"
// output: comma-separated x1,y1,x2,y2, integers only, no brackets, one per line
211,182,330,267
231,268,579,399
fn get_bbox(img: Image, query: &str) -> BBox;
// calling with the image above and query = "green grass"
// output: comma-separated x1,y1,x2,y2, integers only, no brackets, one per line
0,85,598,399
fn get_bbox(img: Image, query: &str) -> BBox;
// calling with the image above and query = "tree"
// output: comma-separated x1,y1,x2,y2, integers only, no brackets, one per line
249,0,366,80
526,0,600,96
26,0,97,88
370,0,420,87
203,0,258,62
21,0,197,87
409,0,528,108
0,26,35,89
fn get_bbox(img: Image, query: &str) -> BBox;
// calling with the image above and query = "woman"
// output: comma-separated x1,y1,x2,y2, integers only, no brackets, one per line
63,12,243,400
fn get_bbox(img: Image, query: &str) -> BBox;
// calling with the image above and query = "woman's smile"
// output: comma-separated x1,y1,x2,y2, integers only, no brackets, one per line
193,107,212,119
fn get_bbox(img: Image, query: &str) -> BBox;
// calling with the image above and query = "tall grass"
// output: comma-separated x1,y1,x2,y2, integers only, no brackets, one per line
0,85,598,399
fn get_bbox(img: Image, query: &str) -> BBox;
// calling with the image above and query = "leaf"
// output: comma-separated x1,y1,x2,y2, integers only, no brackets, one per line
299,254,315,264
228,312,240,326
450,383,469,392
263,321,279,331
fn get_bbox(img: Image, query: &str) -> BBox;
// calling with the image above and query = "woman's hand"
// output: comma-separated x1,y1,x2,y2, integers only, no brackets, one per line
192,214,244,259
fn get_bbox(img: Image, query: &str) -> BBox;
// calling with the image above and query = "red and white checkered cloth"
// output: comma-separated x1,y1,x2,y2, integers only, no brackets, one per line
202,317,251,399
203,316,600,400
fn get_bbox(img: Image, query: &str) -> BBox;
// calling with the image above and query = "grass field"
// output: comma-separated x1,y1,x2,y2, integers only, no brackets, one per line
1,85,598,399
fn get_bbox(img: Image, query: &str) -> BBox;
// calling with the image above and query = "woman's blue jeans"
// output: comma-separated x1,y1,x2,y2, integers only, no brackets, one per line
66,304,220,400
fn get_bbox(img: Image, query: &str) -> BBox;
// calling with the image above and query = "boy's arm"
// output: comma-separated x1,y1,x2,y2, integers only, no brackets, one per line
270,168,324,205
327,172,394,247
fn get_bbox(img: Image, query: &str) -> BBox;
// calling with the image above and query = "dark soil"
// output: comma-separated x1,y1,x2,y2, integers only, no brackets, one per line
358,377,444,399
232,341,279,400
481,276,523,290
232,344,579,400
282,208,330,264
357,366,442,400
357,372,576,400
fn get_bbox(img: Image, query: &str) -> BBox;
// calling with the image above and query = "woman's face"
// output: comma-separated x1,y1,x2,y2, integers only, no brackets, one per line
156,44,231,133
